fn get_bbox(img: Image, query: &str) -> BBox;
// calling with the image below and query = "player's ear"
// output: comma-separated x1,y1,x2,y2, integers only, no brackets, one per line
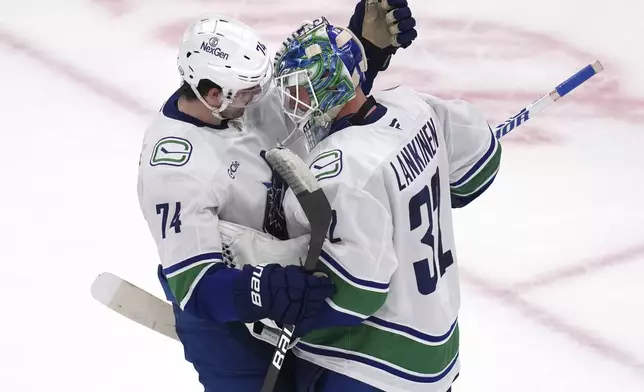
204,87,223,107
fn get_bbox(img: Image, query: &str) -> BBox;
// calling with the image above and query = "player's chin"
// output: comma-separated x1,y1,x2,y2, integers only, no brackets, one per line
221,107,246,120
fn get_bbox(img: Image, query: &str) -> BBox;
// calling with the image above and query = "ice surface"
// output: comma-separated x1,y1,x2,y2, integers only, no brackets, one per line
1,0,642,390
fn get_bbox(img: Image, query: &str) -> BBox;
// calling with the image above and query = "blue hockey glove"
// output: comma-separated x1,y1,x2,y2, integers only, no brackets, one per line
233,263,335,328
349,0,418,94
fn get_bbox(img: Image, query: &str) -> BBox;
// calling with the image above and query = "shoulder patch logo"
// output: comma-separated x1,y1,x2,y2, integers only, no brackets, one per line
309,149,343,181
150,137,193,167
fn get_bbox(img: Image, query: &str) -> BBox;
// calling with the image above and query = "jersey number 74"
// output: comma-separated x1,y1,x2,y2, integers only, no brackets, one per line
156,202,182,239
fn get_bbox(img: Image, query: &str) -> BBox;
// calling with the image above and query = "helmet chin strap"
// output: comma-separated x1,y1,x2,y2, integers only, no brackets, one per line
190,84,231,121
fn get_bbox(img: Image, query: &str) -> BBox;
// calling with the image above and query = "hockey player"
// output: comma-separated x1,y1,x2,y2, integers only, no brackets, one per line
270,18,502,392
136,3,418,391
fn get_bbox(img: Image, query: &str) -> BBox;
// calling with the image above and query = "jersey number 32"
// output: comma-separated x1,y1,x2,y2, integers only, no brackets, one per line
408,169,454,295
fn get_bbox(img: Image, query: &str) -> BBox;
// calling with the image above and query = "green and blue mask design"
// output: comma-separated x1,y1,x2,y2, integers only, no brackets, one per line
274,18,367,150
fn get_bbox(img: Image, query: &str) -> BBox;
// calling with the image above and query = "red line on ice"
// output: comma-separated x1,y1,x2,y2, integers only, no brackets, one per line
511,243,644,292
0,29,152,116
461,268,644,377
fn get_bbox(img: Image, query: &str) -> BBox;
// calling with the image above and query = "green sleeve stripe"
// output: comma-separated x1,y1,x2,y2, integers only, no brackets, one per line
167,262,217,308
451,141,502,196
163,252,223,278
320,251,390,292
302,320,459,375
319,262,388,318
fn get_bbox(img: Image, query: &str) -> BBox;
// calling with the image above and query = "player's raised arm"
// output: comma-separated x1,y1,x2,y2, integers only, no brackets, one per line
420,94,503,208
347,0,418,94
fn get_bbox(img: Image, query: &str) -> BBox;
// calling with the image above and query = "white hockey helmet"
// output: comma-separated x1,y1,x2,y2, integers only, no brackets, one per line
177,15,273,119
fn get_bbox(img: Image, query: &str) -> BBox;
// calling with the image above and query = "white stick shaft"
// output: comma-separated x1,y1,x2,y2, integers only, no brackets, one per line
494,60,603,139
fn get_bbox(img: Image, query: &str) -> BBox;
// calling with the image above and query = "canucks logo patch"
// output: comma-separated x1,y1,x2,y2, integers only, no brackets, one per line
150,137,193,167
309,149,343,181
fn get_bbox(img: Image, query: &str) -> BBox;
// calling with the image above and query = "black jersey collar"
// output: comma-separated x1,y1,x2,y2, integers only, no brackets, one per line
329,96,387,136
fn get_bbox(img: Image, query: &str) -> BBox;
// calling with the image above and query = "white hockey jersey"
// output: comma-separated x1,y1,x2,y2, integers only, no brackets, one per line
283,86,502,392
137,87,304,309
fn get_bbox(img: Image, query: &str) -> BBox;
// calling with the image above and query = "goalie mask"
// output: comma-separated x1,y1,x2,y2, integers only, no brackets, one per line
274,17,368,150
177,15,273,120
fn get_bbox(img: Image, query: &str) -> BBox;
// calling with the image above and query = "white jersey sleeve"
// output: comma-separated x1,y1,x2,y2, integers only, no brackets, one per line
137,135,224,309
420,94,501,207
284,156,398,323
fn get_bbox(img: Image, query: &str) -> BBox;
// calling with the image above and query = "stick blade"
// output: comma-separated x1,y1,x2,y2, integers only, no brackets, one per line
91,272,179,341
264,148,319,196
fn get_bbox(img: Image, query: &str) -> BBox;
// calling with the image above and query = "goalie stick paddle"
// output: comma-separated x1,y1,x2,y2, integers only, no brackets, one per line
260,147,333,392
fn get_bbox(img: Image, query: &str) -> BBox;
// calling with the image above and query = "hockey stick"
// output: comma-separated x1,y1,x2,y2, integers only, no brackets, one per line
90,147,332,392
91,223,312,341
90,61,604,356
249,62,607,387
91,272,179,341
259,147,333,392
494,60,604,139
